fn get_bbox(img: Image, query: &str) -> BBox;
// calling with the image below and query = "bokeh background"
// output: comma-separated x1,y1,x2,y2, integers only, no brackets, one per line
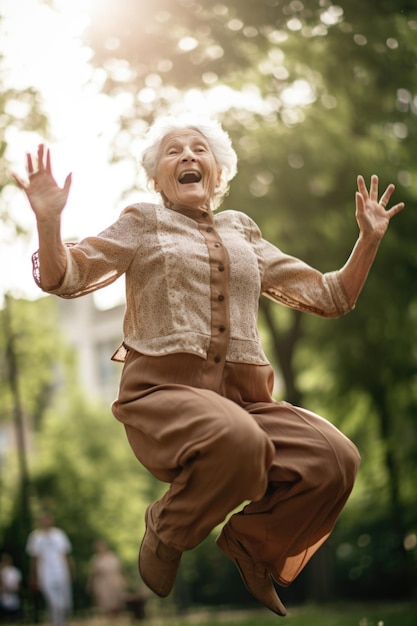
1,0,416,620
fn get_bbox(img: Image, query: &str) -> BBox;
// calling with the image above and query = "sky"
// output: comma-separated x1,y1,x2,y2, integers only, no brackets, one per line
1,0,139,307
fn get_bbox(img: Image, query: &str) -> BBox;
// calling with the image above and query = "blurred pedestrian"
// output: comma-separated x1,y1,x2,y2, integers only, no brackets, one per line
87,539,127,619
0,553,22,622
26,512,73,626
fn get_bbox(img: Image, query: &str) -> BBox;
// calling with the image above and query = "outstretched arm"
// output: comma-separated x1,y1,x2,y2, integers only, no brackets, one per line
339,175,405,308
13,144,72,290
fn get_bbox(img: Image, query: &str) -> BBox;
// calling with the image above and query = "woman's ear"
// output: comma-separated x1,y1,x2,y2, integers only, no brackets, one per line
153,178,160,192
216,168,222,187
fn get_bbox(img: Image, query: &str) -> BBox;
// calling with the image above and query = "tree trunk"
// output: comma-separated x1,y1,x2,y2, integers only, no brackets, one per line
3,295,32,542
259,298,303,405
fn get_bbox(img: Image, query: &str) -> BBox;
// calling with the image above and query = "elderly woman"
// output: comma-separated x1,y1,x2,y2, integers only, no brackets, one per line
14,115,404,617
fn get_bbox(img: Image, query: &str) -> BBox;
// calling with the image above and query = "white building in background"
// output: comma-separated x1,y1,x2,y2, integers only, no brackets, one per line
57,294,125,402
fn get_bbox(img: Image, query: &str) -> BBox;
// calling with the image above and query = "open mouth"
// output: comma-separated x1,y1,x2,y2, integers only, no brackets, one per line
178,170,202,184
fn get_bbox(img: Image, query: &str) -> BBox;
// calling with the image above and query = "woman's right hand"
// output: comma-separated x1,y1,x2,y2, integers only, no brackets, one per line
13,144,72,223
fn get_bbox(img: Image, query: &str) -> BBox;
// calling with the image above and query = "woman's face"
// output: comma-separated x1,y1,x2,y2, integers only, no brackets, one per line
154,128,222,210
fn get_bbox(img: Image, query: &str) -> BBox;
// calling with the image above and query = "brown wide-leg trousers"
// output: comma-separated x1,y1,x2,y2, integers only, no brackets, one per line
112,350,361,586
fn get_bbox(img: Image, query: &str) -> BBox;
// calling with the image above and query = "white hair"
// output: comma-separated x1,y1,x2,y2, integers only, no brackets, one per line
140,113,238,209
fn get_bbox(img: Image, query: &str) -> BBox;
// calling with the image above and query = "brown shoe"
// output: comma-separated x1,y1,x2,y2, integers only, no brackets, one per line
216,526,287,617
138,505,182,597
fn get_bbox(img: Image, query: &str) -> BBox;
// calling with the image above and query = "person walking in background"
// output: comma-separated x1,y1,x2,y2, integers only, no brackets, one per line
26,512,73,626
14,114,404,616
87,539,127,619
0,553,22,622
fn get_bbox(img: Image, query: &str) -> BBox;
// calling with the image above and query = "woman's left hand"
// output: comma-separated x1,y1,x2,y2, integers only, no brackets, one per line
356,175,405,241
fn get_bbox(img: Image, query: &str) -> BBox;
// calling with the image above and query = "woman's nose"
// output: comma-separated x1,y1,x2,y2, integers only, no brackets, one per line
181,147,196,160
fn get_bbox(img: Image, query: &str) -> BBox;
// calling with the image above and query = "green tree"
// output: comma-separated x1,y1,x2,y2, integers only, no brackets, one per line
0,33,47,231
0,296,74,578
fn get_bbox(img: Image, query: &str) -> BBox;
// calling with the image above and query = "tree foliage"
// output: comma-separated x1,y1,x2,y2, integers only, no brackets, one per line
0,38,47,234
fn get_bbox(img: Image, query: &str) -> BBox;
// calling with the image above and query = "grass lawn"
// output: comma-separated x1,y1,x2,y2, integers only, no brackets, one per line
66,602,417,626
208,603,417,626
14,602,416,626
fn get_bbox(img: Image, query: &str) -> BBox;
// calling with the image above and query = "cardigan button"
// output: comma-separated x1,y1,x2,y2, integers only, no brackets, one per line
214,355,221,363
218,265,225,271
